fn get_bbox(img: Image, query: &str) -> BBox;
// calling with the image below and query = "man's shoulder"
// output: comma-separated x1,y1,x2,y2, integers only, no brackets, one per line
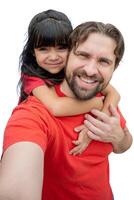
18,96,48,109
3,96,52,153
12,96,54,122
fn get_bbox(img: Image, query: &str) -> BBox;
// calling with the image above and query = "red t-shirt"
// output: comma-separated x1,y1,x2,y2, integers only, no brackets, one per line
23,74,51,95
3,84,126,200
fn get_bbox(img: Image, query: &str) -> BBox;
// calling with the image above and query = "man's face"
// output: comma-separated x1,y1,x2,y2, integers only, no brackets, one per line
65,33,116,100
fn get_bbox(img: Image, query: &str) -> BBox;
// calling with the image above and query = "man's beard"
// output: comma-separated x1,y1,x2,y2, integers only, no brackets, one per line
65,69,105,100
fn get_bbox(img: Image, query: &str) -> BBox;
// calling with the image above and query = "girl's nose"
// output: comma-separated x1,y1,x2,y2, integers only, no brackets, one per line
49,50,59,60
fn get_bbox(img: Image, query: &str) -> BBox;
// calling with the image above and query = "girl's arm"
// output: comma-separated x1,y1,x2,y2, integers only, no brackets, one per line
32,85,104,116
101,84,120,115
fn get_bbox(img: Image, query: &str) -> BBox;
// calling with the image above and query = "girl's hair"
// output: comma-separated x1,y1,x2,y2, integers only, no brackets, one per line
69,21,124,69
18,9,73,102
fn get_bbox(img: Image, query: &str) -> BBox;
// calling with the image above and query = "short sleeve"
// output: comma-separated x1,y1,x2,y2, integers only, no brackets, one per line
23,74,45,95
3,103,48,153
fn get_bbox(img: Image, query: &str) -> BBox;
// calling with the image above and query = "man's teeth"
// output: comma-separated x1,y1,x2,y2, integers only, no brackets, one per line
80,77,96,84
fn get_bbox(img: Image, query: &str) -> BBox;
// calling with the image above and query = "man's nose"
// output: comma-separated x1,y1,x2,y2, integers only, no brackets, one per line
84,60,99,76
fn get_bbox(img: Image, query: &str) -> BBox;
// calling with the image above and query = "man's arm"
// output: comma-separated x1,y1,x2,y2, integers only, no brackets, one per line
0,142,44,200
83,105,133,153
111,126,133,153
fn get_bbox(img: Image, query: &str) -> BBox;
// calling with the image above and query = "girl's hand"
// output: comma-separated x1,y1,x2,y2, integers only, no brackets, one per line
69,125,92,155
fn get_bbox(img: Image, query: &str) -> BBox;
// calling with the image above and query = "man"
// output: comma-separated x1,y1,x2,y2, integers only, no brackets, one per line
0,21,132,200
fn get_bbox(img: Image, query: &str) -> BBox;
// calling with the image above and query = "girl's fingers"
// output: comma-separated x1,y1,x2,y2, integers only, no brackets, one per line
70,129,92,155
74,125,85,132
72,128,88,147
69,144,83,155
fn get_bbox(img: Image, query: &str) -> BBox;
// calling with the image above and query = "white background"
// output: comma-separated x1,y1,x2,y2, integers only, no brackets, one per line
0,0,133,199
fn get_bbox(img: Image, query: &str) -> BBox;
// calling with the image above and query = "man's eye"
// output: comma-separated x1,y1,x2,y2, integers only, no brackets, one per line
99,59,110,65
80,54,86,58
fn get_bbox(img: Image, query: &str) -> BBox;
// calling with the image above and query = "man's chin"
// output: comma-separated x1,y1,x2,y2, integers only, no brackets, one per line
73,88,100,100
65,76,102,100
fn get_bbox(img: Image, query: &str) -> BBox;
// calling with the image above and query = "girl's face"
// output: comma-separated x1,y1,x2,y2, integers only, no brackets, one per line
34,46,68,74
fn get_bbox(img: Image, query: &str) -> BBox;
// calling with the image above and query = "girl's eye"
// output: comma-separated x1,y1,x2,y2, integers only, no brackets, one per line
38,47,48,51
57,46,67,51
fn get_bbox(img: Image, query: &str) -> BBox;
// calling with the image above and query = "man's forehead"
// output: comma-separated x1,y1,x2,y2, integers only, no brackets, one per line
74,33,116,58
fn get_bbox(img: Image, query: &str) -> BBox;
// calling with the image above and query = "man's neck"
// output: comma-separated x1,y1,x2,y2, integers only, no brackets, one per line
60,79,75,98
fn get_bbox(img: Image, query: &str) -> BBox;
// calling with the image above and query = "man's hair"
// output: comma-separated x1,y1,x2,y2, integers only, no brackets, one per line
69,21,125,68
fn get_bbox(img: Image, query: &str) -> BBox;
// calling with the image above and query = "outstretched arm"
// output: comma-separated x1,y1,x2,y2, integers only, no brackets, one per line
0,142,44,200
33,85,104,116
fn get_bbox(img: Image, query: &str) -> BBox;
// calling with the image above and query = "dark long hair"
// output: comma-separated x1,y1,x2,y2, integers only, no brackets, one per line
18,9,73,102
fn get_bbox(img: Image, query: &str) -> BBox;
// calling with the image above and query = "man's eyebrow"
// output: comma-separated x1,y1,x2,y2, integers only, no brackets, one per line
75,50,90,56
75,50,114,64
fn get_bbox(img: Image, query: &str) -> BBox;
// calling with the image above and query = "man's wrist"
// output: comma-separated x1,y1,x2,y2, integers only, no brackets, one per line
112,127,132,153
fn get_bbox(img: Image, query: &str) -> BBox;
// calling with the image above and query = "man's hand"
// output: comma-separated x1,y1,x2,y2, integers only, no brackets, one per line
84,104,132,153
84,104,124,143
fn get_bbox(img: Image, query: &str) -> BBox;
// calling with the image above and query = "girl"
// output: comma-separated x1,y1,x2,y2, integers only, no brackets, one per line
18,9,120,155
